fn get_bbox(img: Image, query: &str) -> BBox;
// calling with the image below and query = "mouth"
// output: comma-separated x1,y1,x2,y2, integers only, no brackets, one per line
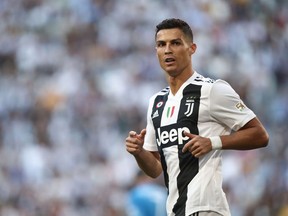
164,57,175,64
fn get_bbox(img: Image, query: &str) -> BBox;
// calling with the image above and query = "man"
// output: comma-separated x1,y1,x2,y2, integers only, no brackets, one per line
126,170,167,216
125,18,269,216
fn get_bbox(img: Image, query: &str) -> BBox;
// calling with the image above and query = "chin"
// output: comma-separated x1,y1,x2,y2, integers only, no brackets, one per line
166,70,179,77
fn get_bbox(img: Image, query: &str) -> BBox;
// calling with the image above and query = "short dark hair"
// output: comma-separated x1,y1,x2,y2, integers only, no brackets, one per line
155,18,194,42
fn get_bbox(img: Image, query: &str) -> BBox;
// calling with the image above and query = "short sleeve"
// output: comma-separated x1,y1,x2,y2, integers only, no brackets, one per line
209,80,256,131
143,96,158,152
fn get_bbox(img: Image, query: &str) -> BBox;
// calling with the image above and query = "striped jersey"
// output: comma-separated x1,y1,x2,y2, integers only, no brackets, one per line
143,72,256,216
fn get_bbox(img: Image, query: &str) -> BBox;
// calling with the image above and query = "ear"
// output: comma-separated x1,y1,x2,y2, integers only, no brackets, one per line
189,43,197,55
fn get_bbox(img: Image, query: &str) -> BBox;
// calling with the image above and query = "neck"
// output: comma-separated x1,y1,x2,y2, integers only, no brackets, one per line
168,70,194,95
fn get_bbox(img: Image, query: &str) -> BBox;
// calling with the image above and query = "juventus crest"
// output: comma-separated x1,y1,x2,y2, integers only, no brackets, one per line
184,96,196,117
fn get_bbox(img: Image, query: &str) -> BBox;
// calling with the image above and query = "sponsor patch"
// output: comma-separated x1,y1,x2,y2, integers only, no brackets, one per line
236,102,245,111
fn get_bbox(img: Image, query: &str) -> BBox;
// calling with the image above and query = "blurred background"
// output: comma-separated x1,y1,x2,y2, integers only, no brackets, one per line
0,0,287,215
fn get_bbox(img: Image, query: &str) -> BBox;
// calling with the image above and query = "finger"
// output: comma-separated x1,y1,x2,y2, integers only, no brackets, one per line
192,148,202,157
137,129,146,139
125,136,135,143
194,151,204,158
140,129,146,136
125,136,138,147
183,131,197,139
182,142,192,153
129,131,137,137
190,143,199,152
126,142,138,149
126,145,139,154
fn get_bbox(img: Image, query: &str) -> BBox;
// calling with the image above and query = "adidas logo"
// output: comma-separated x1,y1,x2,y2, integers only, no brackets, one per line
152,110,159,119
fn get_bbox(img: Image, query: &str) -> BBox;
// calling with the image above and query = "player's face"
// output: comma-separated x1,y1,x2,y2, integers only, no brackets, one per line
155,28,196,77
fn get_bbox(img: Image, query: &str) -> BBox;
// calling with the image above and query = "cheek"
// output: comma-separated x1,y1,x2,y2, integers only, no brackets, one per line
179,51,190,61
178,53,191,67
156,52,160,58
156,52,163,62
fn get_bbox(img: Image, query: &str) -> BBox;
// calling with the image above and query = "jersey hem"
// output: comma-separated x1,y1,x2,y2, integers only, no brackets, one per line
185,206,231,216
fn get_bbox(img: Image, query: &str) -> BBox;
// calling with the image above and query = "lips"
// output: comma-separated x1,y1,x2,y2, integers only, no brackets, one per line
165,58,175,63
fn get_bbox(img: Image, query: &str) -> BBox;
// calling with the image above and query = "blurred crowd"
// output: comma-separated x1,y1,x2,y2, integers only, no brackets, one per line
0,0,287,215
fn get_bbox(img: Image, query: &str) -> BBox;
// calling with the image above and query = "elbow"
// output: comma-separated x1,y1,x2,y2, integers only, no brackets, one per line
259,130,269,148
145,172,160,179
148,169,162,179
149,173,161,179
140,164,162,179
252,122,269,148
263,133,269,147
147,166,163,179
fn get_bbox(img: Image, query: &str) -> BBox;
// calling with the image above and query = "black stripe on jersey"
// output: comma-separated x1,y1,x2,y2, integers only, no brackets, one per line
173,84,201,216
151,91,170,188
150,84,202,216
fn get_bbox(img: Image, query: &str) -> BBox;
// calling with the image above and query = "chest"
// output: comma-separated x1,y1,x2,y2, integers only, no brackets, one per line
152,84,207,129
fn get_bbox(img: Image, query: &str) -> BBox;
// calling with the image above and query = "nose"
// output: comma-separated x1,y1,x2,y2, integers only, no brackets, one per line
164,44,172,54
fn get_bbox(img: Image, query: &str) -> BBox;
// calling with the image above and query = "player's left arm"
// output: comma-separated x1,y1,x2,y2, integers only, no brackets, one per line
210,79,269,150
182,117,269,157
220,116,269,150
182,79,269,157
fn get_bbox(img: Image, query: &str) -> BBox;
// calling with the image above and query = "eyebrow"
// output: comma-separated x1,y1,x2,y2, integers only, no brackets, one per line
156,38,182,43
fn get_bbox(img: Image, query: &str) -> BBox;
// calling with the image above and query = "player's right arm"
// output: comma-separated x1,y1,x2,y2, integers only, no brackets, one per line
126,129,162,178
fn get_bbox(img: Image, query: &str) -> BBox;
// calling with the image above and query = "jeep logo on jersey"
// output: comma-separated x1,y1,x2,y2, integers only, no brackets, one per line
156,127,190,146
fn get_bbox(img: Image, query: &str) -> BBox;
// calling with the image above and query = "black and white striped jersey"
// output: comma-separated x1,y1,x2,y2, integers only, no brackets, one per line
143,72,256,216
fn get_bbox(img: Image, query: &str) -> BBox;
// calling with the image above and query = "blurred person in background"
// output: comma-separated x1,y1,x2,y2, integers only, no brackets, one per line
126,170,167,216
125,18,269,216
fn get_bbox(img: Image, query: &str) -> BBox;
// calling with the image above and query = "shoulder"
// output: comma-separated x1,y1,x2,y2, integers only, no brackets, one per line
191,73,238,101
211,79,237,96
192,72,235,93
193,73,216,85
188,72,219,95
146,86,169,113
148,86,169,101
156,86,170,96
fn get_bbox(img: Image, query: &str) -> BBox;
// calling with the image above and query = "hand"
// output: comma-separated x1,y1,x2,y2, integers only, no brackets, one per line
182,131,212,157
125,129,146,156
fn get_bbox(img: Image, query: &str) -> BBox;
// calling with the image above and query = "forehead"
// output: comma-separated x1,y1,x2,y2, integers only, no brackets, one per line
156,28,185,42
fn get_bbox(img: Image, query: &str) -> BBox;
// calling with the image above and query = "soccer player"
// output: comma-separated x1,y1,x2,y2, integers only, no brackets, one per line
125,18,269,216
126,170,167,216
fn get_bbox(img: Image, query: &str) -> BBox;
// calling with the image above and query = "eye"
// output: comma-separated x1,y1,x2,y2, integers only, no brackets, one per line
172,41,181,46
156,42,165,48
